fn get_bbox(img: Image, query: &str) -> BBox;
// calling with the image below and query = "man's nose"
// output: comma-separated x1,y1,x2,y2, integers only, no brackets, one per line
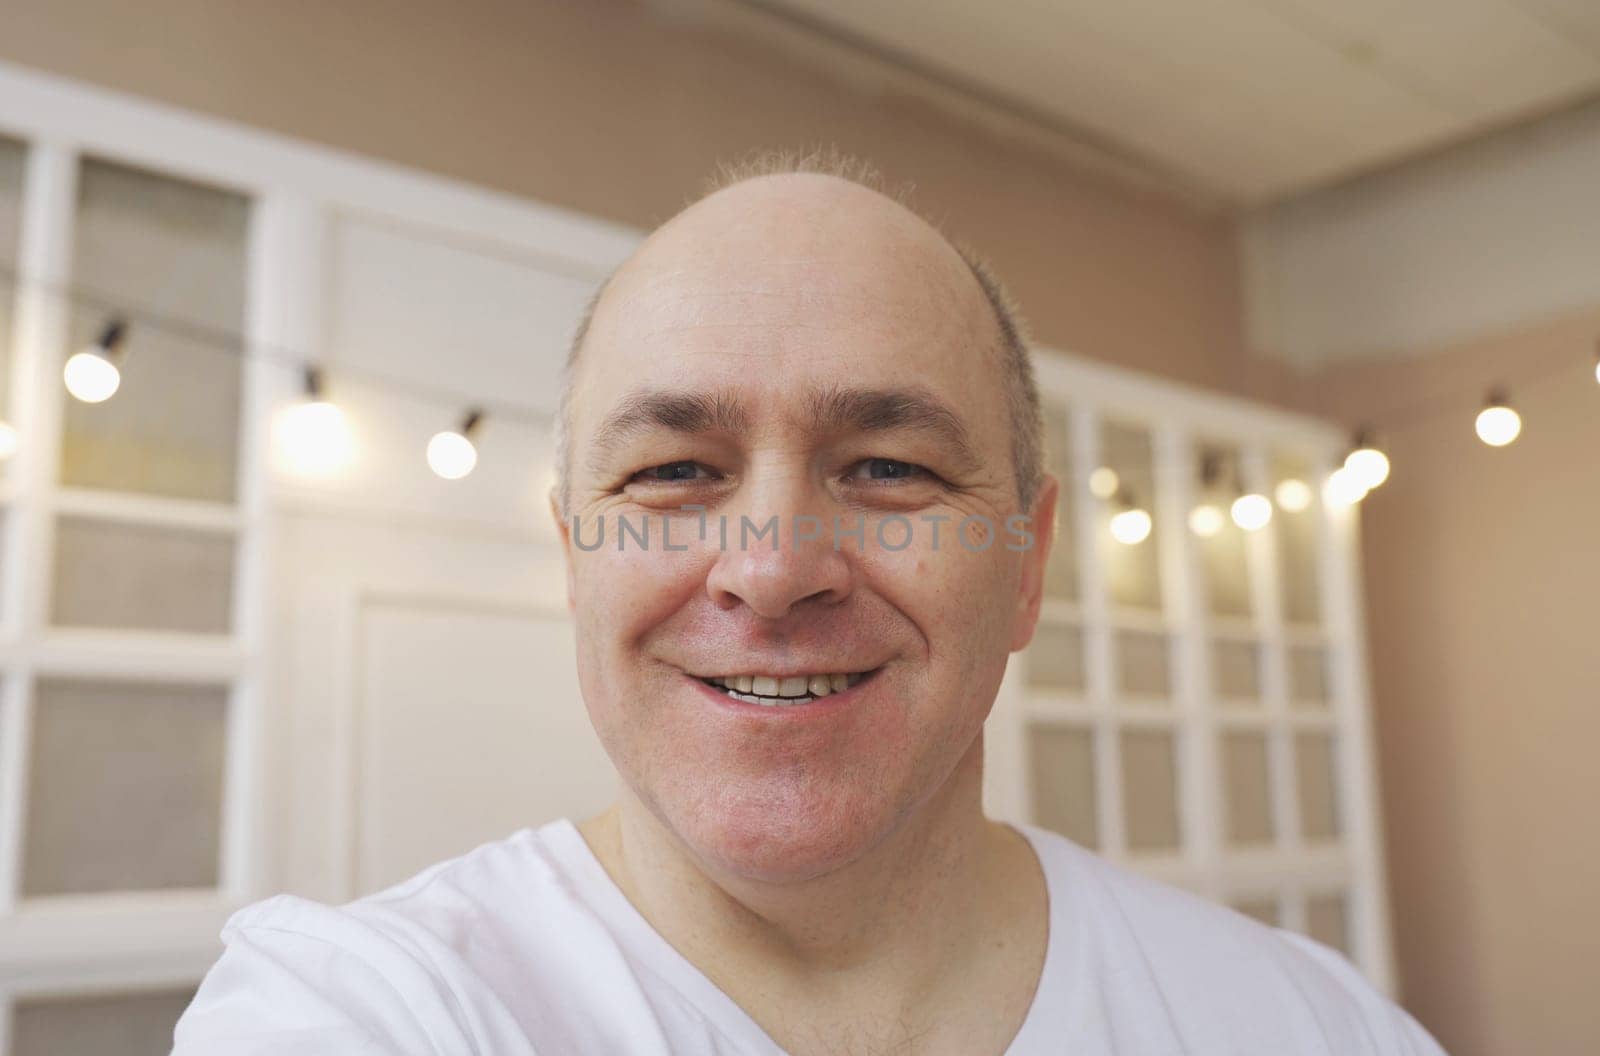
704,483,854,620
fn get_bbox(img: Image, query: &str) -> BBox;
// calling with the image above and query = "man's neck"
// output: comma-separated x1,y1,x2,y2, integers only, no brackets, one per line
577,741,1049,1053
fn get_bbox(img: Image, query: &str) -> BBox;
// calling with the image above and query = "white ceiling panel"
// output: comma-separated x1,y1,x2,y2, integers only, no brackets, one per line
1260,0,1599,115
752,0,1600,201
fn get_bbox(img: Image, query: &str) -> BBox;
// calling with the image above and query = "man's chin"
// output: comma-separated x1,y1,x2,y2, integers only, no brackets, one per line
659,783,900,886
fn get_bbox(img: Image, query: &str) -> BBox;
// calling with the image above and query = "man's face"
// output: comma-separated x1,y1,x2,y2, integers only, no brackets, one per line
558,175,1053,882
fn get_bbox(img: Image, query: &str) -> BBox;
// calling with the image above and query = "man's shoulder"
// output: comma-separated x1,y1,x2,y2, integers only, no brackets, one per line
226,821,573,948
1021,826,1445,1054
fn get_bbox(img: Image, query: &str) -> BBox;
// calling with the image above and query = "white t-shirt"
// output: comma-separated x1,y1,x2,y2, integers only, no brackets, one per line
173,819,1446,1055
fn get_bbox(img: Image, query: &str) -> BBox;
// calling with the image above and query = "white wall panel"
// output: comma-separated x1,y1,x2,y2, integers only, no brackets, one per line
326,215,598,416
354,599,613,895
1243,97,1600,365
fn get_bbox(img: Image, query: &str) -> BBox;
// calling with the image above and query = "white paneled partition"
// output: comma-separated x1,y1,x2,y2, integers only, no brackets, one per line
984,353,1395,994
0,58,1394,1056
0,60,635,1055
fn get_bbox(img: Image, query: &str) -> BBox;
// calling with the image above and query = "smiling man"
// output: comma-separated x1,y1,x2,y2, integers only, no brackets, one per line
174,155,1446,1055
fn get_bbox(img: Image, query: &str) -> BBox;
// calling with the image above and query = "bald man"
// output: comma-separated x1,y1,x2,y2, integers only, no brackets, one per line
174,156,1447,1055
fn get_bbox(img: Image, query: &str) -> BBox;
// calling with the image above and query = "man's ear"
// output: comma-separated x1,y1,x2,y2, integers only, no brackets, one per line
1009,473,1059,653
549,485,577,613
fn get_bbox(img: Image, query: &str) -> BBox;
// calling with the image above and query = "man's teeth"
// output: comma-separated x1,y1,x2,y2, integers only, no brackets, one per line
704,672,865,705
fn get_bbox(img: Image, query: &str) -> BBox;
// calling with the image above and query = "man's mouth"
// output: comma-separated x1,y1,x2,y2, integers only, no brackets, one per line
696,670,875,707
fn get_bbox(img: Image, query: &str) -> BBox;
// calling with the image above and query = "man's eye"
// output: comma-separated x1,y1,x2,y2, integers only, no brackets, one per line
850,458,926,482
632,461,713,483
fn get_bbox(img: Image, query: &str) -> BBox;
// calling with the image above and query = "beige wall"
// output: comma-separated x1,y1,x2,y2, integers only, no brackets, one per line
1312,312,1600,1056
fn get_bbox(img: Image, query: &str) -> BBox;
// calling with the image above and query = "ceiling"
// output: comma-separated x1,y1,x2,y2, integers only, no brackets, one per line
748,0,1600,203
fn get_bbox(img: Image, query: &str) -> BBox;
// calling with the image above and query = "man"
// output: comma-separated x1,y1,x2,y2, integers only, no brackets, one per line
174,154,1446,1055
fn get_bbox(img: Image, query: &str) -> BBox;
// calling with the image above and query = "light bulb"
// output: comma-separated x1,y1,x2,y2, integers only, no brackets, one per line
1475,404,1520,447
0,421,17,462
1231,493,1272,531
1324,466,1369,507
1089,466,1119,500
427,429,478,480
63,350,121,403
1109,507,1152,545
1188,503,1225,538
274,399,354,478
1275,478,1312,512
1344,446,1390,490
1592,354,1599,386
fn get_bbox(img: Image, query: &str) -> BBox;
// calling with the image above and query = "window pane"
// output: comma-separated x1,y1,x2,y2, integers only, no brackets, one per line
1098,420,1162,611
1306,892,1351,956
1295,731,1342,840
1288,644,1330,708
1230,897,1281,927
1221,730,1274,845
1195,443,1252,619
13,987,197,1056
61,158,248,502
1212,638,1260,705
1025,622,1085,692
1028,723,1097,849
1041,400,1078,602
0,135,24,432
51,515,235,633
1274,452,1322,626
23,679,226,896
1121,728,1180,851
1116,629,1170,699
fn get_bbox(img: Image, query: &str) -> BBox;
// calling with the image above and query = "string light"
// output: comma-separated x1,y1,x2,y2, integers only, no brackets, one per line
1088,465,1119,500
1474,388,1521,447
63,318,126,403
3,266,1596,514
1231,493,1273,531
1343,428,1390,490
1188,451,1227,537
1188,503,1225,538
273,367,354,478
1275,478,1312,512
1324,467,1369,507
427,409,483,480
1109,489,1152,545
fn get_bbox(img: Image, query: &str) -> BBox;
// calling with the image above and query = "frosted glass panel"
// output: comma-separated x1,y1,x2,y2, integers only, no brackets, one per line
13,987,197,1056
0,136,23,427
1028,724,1097,848
1231,897,1281,927
1274,452,1322,626
61,157,248,502
1115,630,1170,699
1099,421,1161,611
1289,645,1331,708
23,679,226,895
1026,622,1085,692
51,515,235,633
1121,728,1180,851
1213,638,1260,704
1040,400,1077,601
1306,893,1351,956
1296,731,1342,840
1221,731,1274,845
1196,444,1252,619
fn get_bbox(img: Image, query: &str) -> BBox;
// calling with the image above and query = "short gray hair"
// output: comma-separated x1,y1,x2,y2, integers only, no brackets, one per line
555,148,1043,515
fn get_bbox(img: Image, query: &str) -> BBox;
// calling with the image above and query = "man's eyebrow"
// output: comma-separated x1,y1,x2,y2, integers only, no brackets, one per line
588,389,752,467
585,384,983,474
807,385,981,472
